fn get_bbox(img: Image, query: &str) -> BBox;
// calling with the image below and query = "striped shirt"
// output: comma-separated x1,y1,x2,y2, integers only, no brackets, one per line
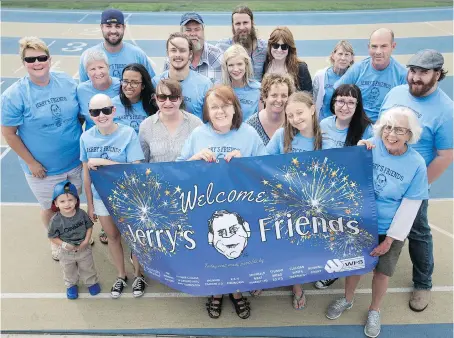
138,110,203,163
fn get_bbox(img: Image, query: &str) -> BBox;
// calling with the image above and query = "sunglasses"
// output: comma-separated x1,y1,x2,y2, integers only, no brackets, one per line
156,94,180,102
271,43,289,51
23,55,49,63
89,106,114,117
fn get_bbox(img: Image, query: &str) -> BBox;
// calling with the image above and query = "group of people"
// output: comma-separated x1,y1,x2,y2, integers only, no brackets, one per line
1,5,452,337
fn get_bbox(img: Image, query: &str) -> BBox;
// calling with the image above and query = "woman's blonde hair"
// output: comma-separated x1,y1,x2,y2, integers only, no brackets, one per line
221,44,253,87
19,36,50,61
329,40,355,65
260,73,296,102
284,92,322,153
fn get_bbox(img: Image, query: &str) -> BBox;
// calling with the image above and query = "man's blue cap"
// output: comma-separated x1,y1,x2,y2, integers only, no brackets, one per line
52,180,79,201
180,12,204,26
101,9,124,25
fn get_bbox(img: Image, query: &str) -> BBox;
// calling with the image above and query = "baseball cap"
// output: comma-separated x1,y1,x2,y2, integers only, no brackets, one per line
407,49,444,69
52,180,79,201
101,9,125,25
180,12,204,26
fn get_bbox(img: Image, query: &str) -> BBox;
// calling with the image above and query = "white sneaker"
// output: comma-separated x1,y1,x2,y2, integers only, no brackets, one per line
51,242,61,261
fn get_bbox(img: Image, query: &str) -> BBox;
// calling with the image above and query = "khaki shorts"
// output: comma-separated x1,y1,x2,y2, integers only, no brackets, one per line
24,165,83,210
375,234,405,277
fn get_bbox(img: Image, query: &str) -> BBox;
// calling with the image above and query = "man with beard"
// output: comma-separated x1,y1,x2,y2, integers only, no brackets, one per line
216,5,267,81
153,33,212,119
163,13,223,84
78,9,155,82
380,49,453,313
332,28,407,123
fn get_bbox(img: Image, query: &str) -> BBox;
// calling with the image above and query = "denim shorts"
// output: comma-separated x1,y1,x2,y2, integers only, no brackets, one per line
93,198,110,216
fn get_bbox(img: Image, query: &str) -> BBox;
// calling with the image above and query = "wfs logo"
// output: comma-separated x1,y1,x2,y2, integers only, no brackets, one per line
324,257,365,273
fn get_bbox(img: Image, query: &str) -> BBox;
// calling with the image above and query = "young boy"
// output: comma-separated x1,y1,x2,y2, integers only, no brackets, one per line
48,180,101,299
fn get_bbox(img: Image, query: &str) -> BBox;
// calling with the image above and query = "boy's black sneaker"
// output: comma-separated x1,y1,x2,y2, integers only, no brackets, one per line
132,275,147,298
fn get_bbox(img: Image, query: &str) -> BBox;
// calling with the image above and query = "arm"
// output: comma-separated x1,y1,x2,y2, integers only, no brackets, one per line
312,74,320,105
77,227,93,250
427,149,454,184
78,58,89,82
386,198,423,241
138,125,151,163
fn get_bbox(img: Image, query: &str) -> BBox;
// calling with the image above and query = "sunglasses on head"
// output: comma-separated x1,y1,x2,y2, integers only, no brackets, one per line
156,94,180,102
23,55,49,63
271,43,289,51
89,106,114,117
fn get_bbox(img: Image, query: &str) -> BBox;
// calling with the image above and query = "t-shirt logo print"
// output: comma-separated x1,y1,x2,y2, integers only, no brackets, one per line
374,173,387,194
366,87,380,106
100,152,111,160
50,104,62,127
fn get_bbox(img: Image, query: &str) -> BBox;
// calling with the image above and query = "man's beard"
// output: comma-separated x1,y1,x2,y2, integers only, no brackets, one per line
192,39,203,52
408,73,438,97
233,26,257,49
103,32,124,47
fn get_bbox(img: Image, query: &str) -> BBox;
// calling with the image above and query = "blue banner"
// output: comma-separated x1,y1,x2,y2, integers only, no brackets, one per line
91,146,378,296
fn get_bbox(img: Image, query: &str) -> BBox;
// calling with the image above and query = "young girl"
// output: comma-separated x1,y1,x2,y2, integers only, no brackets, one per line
48,180,100,300
112,63,158,134
80,93,145,299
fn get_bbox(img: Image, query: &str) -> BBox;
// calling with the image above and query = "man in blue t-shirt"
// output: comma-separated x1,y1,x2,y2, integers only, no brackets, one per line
153,33,212,119
78,9,155,82
380,49,453,312
333,28,407,122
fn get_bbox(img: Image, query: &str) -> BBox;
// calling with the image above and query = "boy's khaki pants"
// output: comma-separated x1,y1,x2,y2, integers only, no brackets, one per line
59,246,98,287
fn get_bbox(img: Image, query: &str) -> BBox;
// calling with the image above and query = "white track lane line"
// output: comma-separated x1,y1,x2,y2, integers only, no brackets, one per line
430,223,454,239
0,147,12,160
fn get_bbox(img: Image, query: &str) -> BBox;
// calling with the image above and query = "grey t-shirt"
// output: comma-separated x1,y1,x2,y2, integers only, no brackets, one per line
48,209,94,245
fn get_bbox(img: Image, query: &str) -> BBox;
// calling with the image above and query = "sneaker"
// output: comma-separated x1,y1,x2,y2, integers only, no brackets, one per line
88,283,101,296
364,310,381,337
67,285,78,299
51,242,61,261
132,275,147,298
409,289,430,312
111,277,127,299
314,278,338,289
326,297,353,320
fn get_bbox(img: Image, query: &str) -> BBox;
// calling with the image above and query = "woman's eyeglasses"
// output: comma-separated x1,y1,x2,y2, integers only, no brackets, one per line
156,94,180,102
23,55,49,63
89,106,114,117
271,43,289,51
120,80,142,89
383,125,410,135
334,100,357,109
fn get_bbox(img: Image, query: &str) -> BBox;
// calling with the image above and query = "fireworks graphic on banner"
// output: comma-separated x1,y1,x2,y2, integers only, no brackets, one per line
262,156,374,256
106,168,189,264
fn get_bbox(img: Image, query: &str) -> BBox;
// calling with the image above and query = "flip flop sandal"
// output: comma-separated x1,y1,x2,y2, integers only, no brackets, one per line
292,290,306,310
229,293,251,319
249,289,263,297
206,295,223,319
99,230,108,244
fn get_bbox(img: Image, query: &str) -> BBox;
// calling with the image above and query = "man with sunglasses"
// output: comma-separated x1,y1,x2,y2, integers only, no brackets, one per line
152,33,212,119
216,5,267,81
78,9,155,82
380,49,453,313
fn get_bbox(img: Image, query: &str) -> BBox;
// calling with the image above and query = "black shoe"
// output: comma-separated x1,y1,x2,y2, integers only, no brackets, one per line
132,275,147,298
314,278,338,289
111,277,128,299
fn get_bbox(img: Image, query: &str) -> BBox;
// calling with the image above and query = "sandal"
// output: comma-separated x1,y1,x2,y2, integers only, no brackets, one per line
229,293,251,319
292,290,306,310
99,230,108,244
249,289,263,297
206,295,223,319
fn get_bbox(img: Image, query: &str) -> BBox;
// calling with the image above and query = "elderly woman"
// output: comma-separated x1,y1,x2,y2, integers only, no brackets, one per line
325,106,428,338
139,79,202,163
1,37,83,260
221,44,261,121
77,50,121,131
262,26,312,93
177,85,266,319
313,40,354,121
246,73,295,146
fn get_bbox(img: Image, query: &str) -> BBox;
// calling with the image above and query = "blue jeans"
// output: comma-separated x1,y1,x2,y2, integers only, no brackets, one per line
408,200,433,290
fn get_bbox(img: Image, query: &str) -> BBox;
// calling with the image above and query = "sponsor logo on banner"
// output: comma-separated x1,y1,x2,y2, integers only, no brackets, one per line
325,256,365,273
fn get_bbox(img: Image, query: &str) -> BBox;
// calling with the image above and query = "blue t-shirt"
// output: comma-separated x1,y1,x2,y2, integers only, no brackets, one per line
176,123,267,161
80,124,144,200
76,78,121,130
321,115,373,149
380,85,453,166
79,42,156,82
112,95,149,134
370,137,429,234
266,128,314,155
320,67,342,120
152,70,212,119
333,57,407,123
1,72,82,175
234,80,261,122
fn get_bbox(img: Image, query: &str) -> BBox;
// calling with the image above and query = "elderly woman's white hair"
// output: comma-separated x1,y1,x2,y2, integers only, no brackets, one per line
83,50,109,70
373,106,422,144
221,44,253,87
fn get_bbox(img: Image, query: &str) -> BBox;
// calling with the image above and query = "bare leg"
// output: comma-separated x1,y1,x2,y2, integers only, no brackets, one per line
370,271,389,311
41,208,55,229
345,275,362,302
99,215,126,278
131,254,141,277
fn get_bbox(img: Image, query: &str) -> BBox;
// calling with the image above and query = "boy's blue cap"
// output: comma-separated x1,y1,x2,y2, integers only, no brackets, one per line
52,180,79,201
101,9,125,25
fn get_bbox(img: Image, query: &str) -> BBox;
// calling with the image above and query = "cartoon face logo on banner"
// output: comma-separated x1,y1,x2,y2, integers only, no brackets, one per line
208,210,251,260
374,173,387,193
51,104,62,127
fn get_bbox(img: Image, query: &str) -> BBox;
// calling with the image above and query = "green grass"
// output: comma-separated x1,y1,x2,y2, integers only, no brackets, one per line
2,0,453,12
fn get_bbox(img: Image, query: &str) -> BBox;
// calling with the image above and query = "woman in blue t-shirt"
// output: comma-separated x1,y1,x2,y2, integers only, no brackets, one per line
221,44,261,122
325,106,428,337
113,63,158,134
178,85,266,320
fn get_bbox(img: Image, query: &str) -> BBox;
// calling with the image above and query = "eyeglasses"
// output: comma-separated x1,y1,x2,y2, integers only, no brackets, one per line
120,80,142,89
382,125,410,135
23,55,49,63
334,100,357,109
89,106,114,117
156,94,180,102
271,43,289,51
